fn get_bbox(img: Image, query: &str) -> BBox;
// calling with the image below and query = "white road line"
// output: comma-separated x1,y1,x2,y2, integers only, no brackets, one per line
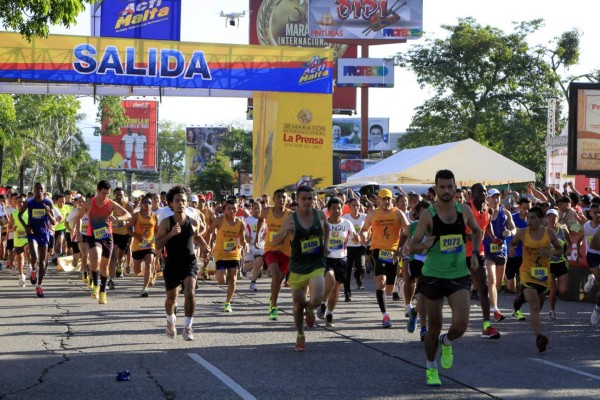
187,353,257,400
530,358,600,381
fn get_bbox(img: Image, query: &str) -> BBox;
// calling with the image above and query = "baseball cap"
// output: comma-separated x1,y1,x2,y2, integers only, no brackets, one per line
556,196,571,204
73,194,82,199
378,188,393,199
582,194,593,204
197,194,206,201
190,195,199,203
487,189,501,197
546,209,559,217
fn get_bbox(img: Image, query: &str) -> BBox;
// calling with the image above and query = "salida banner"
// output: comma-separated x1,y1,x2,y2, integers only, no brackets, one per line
99,0,182,41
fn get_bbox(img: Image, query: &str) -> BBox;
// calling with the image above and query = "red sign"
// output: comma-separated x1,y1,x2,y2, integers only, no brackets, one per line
100,100,158,171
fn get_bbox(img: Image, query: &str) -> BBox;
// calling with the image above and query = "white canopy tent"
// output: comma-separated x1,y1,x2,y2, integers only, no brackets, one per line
347,139,536,186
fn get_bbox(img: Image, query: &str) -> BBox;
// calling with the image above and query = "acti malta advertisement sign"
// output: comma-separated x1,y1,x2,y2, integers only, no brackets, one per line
100,0,182,41
101,100,158,171
308,0,423,41
337,58,394,88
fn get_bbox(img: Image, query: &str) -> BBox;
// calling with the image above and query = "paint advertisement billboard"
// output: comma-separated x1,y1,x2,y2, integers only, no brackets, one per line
337,58,394,87
99,0,182,41
307,0,423,41
249,0,357,111
100,100,158,171
0,32,332,94
333,118,390,151
184,127,229,184
568,83,600,175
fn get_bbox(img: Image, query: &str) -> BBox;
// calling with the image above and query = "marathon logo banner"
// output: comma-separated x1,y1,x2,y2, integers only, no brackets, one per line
307,0,423,41
0,32,333,94
99,0,182,41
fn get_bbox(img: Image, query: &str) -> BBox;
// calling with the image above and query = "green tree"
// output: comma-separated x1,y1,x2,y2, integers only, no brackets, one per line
158,121,185,183
0,94,16,184
191,154,235,197
219,128,253,173
394,18,570,178
0,0,90,39
96,96,128,136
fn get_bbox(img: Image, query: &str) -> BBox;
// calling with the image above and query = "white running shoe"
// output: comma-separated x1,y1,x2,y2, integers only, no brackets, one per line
18,275,25,287
249,282,257,292
591,306,600,326
584,274,597,293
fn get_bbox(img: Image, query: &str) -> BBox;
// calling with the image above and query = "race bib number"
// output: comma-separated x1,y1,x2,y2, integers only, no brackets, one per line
81,221,88,233
440,234,463,254
32,209,45,219
113,220,124,228
224,241,236,252
17,230,27,239
301,237,321,254
378,249,394,263
328,237,343,250
490,243,503,253
139,238,152,249
269,231,278,242
531,266,549,282
93,226,109,240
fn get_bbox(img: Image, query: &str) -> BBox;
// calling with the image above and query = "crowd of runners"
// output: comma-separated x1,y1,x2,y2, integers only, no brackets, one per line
1,171,599,386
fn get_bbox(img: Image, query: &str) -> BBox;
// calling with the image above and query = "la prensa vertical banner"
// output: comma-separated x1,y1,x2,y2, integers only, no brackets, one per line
100,100,158,171
100,0,182,41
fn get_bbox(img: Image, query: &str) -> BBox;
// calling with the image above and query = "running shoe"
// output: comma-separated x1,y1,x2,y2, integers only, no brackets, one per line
223,302,232,312
439,334,453,369
305,309,316,328
481,326,500,339
81,274,87,283
584,274,597,293
317,303,326,320
268,297,272,314
249,282,257,292
325,313,335,329
150,275,156,287
536,335,548,353
126,266,131,275
392,292,401,301
345,294,351,302
182,326,194,341
512,310,526,321
548,310,556,320
420,326,427,342
99,292,107,304
116,266,123,278
165,323,176,339
88,277,94,290
494,310,505,322
36,286,44,298
426,368,441,386
30,270,37,285
140,289,149,298
91,285,99,299
295,334,305,352
591,306,600,326
269,306,278,321
19,275,25,287
107,279,115,290
407,307,418,333
382,314,392,328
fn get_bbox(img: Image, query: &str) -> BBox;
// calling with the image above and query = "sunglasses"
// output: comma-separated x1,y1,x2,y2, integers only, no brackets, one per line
142,201,152,205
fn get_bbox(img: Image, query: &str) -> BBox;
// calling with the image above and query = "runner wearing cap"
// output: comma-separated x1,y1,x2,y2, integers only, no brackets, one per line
545,208,570,320
360,188,409,328
484,188,516,322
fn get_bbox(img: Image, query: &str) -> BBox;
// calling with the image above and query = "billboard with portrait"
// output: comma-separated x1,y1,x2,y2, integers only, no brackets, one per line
184,127,229,184
568,83,600,175
333,118,390,151
100,100,158,171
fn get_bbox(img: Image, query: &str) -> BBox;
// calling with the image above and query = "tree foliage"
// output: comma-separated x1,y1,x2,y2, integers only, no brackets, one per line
394,18,575,179
157,121,185,183
191,153,235,196
219,128,253,173
96,96,128,136
0,0,90,39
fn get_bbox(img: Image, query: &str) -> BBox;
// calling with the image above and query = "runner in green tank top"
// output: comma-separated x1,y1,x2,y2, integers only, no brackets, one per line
409,170,482,387
272,186,327,352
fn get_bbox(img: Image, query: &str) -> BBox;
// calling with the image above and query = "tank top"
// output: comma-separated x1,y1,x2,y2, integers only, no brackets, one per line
520,228,551,286
342,213,366,248
112,201,130,235
290,209,325,274
87,196,112,240
483,206,507,256
80,214,89,237
264,208,292,255
165,216,196,266
12,209,28,248
550,225,568,263
409,220,428,262
213,218,243,261
583,221,600,255
27,197,52,236
507,212,527,257
423,202,468,279
465,201,490,255
370,207,402,251
55,204,70,231
131,212,157,252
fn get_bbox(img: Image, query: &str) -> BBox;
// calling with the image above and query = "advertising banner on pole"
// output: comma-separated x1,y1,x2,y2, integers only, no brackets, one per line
337,58,394,87
99,0,182,41
568,83,600,175
0,32,332,94
308,0,423,41
100,100,158,171
184,127,229,185
253,91,333,197
340,159,380,182
333,117,390,151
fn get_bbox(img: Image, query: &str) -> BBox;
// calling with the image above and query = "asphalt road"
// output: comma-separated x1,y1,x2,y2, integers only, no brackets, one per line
0,265,599,400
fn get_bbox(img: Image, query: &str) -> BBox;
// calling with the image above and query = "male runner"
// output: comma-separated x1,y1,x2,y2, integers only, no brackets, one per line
577,203,600,325
9,195,28,287
508,197,530,320
110,187,134,287
360,188,409,328
545,209,570,320
409,169,482,386
343,198,367,290
128,194,158,297
18,183,56,297
245,202,265,292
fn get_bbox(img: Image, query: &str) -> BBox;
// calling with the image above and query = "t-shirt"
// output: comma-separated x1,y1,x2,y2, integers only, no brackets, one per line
326,219,356,259
342,213,366,248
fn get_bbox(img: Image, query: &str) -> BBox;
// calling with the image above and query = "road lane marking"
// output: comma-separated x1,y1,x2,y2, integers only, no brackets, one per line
530,358,600,381
187,353,257,400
